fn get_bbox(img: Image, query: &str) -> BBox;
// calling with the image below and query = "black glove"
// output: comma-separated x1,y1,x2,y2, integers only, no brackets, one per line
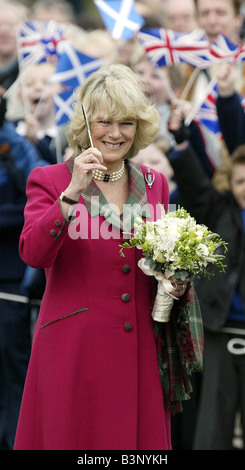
169,119,191,144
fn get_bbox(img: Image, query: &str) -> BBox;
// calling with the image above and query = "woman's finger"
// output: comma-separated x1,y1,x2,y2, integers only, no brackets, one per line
76,147,104,165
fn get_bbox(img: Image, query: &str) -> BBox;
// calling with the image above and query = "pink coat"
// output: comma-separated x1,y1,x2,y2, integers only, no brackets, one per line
14,159,171,450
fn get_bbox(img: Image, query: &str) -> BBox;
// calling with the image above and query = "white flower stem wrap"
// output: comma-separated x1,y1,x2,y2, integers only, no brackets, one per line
138,258,178,322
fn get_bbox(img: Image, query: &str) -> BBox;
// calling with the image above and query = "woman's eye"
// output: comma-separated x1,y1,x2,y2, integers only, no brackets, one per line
99,120,111,125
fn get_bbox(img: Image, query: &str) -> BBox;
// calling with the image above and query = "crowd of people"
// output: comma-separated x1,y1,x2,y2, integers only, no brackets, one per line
0,0,245,451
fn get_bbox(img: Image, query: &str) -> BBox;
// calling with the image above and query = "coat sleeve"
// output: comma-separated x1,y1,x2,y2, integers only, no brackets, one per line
19,165,70,268
216,92,245,154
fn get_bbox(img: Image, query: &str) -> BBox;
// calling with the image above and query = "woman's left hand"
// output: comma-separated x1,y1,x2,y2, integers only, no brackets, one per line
169,276,188,297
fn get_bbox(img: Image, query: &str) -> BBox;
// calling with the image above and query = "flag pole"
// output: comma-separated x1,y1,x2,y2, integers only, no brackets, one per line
55,130,63,163
184,76,217,126
15,23,31,116
179,66,200,102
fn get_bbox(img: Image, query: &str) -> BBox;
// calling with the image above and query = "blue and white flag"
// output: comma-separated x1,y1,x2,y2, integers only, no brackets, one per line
94,0,145,40
52,44,103,126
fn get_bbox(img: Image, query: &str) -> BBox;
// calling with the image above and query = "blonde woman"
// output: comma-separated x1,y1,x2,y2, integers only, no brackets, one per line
14,64,195,450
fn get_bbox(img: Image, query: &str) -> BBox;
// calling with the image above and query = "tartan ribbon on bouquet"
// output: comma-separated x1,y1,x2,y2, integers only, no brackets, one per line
154,284,204,414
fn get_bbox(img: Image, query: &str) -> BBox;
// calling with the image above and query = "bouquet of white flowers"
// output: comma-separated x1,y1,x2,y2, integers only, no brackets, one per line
120,206,227,322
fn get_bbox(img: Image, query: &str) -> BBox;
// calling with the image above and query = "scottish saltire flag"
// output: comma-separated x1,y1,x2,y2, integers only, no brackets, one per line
52,44,103,126
17,20,65,68
94,0,145,40
138,28,212,68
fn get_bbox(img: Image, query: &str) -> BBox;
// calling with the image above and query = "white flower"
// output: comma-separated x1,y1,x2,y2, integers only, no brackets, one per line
196,243,209,258
120,205,227,280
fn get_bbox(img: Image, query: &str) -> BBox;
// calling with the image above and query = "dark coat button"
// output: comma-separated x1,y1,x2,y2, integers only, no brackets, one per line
55,219,61,226
124,322,133,332
50,229,56,237
122,293,130,303
122,264,131,274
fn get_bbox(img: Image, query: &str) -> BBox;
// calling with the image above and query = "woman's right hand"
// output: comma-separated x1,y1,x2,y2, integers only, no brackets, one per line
64,147,107,201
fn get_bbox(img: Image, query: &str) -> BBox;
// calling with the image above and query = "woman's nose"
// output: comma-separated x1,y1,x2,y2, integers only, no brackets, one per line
108,122,121,137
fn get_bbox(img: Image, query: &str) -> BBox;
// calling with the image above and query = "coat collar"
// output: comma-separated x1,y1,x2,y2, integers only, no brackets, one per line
65,157,151,231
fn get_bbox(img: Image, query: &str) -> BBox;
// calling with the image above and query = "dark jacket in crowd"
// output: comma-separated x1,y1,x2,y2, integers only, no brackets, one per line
169,142,245,332
216,92,245,154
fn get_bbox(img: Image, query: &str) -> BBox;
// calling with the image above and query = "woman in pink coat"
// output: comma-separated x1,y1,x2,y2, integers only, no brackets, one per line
14,64,191,450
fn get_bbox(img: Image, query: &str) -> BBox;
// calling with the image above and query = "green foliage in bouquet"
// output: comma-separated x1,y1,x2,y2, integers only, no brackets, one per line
120,206,227,280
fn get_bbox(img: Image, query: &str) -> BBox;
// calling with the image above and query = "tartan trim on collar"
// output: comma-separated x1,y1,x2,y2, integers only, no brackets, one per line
65,157,151,231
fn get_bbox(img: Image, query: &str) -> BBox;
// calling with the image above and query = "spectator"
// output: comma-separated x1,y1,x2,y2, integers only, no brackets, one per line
216,62,245,154
0,88,46,450
0,0,30,120
132,52,184,146
132,138,178,204
191,0,244,102
14,62,58,164
160,0,198,33
168,107,245,450
194,0,243,45
31,0,76,24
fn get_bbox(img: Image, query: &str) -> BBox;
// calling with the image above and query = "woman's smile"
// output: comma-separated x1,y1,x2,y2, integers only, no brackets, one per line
102,141,123,149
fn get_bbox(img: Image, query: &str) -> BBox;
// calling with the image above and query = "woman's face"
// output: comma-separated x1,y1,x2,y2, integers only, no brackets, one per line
90,109,137,166
230,164,245,209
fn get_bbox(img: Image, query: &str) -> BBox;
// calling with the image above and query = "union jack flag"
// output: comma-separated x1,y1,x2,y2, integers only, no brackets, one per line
52,43,103,126
196,80,245,138
17,20,66,68
138,28,212,68
94,0,145,40
195,84,222,137
209,34,239,63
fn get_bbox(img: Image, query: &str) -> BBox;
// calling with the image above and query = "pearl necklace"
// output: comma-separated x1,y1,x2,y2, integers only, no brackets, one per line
93,159,125,183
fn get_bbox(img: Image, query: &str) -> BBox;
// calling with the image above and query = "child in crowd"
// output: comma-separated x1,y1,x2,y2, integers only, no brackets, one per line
14,62,58,164
132,138,178,205
132,54,184,147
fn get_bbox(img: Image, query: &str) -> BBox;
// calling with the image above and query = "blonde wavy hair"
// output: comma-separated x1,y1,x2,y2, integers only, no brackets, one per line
66,64,160,158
